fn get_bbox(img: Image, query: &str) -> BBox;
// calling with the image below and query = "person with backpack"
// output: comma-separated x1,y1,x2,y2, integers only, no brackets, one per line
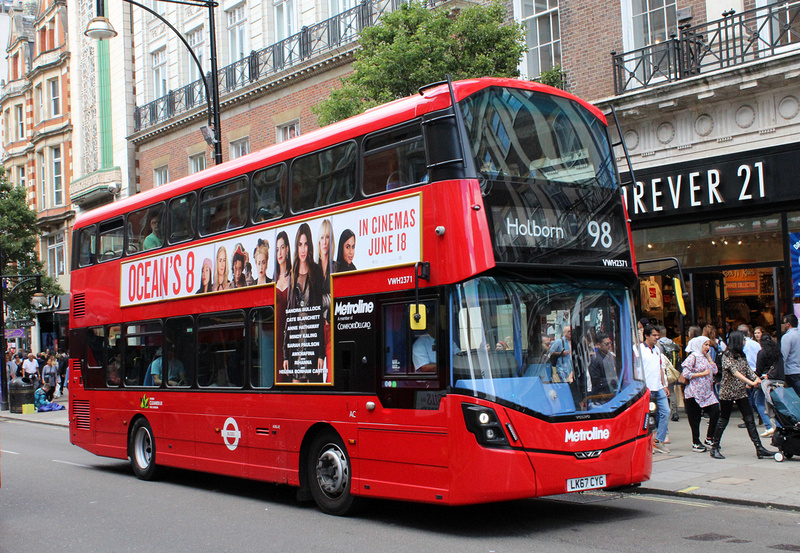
657,326,681,421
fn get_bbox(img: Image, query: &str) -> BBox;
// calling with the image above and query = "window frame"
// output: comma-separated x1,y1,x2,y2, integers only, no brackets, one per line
250,163,286,224
198,176,249,236
290,140,358,214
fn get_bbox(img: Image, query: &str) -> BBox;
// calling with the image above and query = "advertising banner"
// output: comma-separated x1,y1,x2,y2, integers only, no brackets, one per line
119,195,421,385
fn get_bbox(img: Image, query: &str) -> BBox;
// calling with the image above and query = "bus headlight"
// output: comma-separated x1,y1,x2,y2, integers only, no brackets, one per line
462,404,509,447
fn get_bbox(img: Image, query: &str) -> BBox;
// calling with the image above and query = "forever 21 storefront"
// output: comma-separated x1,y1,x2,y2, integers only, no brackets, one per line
624,142,800,341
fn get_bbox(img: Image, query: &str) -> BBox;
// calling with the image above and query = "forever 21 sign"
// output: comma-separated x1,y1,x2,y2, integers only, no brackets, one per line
620,144,800,224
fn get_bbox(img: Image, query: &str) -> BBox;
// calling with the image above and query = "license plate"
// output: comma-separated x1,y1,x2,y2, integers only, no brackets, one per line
566,474,607,492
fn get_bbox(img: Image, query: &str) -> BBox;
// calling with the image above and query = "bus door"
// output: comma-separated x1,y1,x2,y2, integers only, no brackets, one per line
354,297,449,499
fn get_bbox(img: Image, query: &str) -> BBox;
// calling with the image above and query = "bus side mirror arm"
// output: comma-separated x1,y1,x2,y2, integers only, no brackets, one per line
410,262,431,330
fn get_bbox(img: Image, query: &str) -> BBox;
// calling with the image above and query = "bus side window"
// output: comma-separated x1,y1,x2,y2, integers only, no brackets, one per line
291,142,356,213
363,124,426,196
198,311,245,388
124,321,162,387
98,218,125,262
169,193,196,244
84,327,106,389
251,165,285,223
78,225,97,267
250,308,274,388
199,177,248,236
128,204,165,254
165,316,194,387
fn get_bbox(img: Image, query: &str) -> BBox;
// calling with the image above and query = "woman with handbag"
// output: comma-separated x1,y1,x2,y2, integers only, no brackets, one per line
681,336,720,452
709,330,776,460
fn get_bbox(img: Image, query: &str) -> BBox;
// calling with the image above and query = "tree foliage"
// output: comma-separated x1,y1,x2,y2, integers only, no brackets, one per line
0,168,62,318
313,1,525,125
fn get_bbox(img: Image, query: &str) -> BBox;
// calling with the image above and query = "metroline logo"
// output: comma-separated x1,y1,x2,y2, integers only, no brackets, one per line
564,427,610,443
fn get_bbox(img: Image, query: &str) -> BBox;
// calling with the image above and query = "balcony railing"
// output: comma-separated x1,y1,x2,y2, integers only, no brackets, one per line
134,0,403,132
613,0,800,95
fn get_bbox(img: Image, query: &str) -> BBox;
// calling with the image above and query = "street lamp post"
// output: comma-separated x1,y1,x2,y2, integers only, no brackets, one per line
1,267,46,411
86,0,223,165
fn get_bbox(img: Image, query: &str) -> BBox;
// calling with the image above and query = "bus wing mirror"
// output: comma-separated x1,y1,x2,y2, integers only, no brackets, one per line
673,277,687,316
410,305,426,331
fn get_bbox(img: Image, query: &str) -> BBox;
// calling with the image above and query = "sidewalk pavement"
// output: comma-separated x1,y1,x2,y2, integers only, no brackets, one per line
1,393,797,509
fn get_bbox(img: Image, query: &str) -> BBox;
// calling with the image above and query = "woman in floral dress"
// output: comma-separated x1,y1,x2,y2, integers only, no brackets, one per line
681,336,720,452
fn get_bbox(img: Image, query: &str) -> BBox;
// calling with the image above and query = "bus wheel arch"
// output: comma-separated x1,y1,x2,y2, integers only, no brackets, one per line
300,424,359,516
128,415,160,481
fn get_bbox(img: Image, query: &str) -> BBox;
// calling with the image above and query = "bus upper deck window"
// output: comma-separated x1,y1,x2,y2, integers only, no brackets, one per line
169,194,196,244
98,218,125,262
363,124,426,196
199,177,248,236
128,204,165,254
78,225,97,267
251,164,285,223
291,142,356,213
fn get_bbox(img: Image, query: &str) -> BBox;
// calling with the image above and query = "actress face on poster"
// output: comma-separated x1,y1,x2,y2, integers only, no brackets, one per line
336,229,357,272
197,258,213,294
317,219,333,279
254,240,270,284
215,246,229,290
275,232,291,291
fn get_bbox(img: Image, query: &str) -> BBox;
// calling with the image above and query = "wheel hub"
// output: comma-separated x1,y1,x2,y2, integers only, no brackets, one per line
316,445,349,497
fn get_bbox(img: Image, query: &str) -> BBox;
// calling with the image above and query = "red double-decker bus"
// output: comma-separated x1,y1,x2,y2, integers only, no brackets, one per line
69,78,652,515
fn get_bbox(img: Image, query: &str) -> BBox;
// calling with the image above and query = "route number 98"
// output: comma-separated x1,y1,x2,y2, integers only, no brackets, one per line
588,220,612,248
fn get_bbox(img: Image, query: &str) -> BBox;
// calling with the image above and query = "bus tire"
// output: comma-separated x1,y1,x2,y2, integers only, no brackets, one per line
129,418,159,480
307,430,357,516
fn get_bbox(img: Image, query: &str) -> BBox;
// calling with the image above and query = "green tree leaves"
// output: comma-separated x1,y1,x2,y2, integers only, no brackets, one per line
313,1,525,125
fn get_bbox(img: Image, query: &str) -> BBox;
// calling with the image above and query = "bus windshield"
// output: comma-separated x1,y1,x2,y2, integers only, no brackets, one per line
450,277,643,417
460,86,615,188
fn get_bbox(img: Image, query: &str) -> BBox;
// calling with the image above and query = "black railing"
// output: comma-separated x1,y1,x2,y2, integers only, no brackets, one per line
613,0,800,94
134,0,403,132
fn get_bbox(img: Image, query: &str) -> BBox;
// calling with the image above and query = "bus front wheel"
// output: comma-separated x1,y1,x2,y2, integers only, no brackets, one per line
307,430,357,516
129,418,159,480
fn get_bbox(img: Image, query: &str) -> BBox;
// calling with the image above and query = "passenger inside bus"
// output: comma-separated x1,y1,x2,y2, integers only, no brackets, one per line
142,210,163,250
412,310,437,373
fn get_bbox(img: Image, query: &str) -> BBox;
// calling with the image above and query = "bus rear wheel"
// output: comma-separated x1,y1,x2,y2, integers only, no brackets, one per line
129,418,159,480
307,430,357,516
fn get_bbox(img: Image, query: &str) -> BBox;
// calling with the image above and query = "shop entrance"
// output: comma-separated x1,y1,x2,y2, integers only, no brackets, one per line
688,266,783,338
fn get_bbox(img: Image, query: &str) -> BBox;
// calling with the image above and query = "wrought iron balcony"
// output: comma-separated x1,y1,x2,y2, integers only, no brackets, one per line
613,0,800,95
134,0,401,132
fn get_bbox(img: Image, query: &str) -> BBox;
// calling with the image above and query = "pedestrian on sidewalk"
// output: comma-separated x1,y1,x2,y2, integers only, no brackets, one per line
658,326,681,422
756,333,783,437
42,356,59,401
710,330,775,460
638,325,671,454
22,352,40,386
781,314,800,398
681,336,720,452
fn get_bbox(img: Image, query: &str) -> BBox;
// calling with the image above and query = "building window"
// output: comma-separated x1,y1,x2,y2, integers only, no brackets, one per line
230,137,250,159
521,0,561,79
51,145,63,206
48,78,60,117
189,153,206,174
274,0,295,40
154,166,170,187
38,151,46,209
35,85,43,122
631,0,677,50
47,233,66,277
152,48,168,99
277,121,299,143
16,105,24,140
186,27,205,82
227,4,248,63
17,166,25,188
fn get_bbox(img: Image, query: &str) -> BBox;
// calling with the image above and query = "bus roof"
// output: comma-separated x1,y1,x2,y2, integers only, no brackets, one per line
74,78,606,229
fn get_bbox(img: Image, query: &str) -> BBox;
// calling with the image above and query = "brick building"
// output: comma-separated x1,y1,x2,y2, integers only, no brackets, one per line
1,0,72,352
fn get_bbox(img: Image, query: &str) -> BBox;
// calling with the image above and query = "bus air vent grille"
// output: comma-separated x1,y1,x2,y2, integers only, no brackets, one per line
73,400,91,430
73,293,86,318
